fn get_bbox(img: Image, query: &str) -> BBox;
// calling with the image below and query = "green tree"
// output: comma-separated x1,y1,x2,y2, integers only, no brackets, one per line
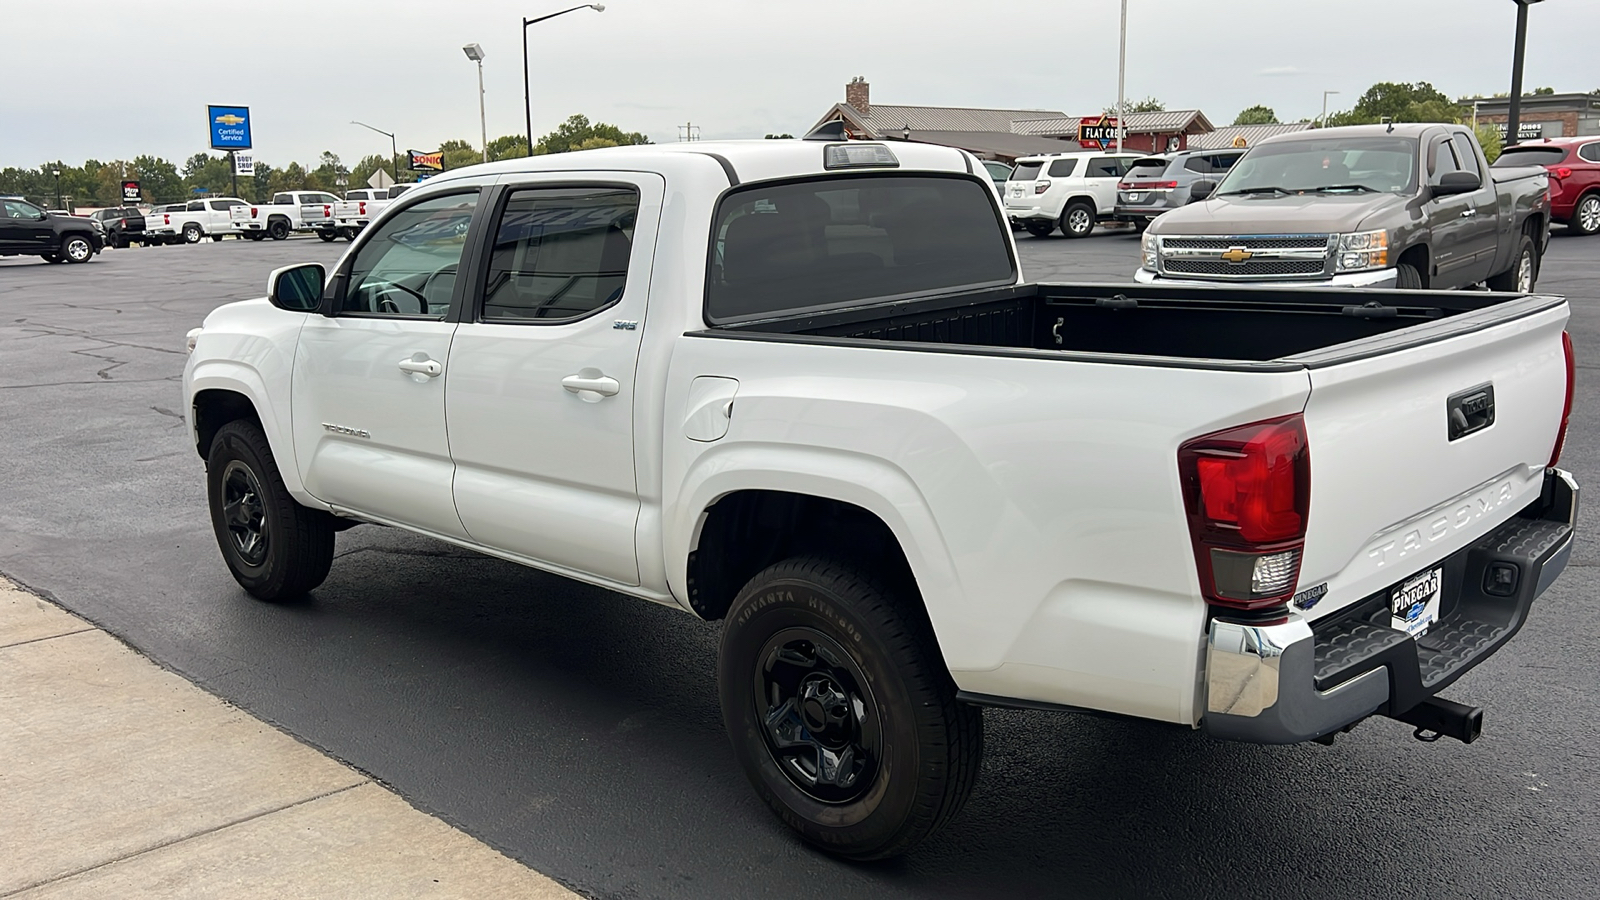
437,138,482,171
486,134,531,161
1233,105,1279,126
764,133,795,139
1321,81,1466,127
129,155,184,202
1532,86,1554,95
1475,124,1503,164
1103,96,1165,117
535,115,650,154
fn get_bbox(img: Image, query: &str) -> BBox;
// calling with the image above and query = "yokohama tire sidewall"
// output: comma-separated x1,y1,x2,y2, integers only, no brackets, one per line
720,576,921,855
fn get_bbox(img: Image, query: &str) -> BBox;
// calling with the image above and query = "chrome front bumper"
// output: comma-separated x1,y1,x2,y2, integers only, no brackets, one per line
1134,267,1400,288
1204,468,1577,744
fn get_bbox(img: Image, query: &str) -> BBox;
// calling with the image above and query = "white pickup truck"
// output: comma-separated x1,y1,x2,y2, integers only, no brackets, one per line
229,190,341,242
329,183,421,239
183,139,1578,860
145,198,249,244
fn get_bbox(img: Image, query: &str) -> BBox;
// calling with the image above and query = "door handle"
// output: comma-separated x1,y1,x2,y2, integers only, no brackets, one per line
1460,208,1476,218
397,355,443,378
562,369,621,398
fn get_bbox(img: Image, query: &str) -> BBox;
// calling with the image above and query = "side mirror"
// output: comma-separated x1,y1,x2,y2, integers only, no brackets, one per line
1431,171,1481,197
1189,180,1217,201
267,263,326,312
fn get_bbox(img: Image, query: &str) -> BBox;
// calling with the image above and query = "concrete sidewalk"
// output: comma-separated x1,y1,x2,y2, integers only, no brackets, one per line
0,579,577,899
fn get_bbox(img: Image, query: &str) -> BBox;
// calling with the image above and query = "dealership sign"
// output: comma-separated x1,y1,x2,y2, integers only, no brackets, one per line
233,154,255,177
1494,122,1547,142
1078,116,1120,149
208,105,253,150
409,150,445,171
121,181,141,202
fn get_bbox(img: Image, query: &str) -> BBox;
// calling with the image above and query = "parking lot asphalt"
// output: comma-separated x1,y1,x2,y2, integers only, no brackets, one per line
2,232,1597,899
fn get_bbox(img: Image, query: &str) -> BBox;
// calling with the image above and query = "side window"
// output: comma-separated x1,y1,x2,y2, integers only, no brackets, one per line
187,201,205,211
272,193,292,205
1213,153,1242,172
1046,158,1077,178
311,193,338,205
1183,156,1211,174
479,186,638,323
1428,137,1461,180
1085,157,1127,178
1579,143,1600,163
4,200,45,219
341,192,480,318
1450,133,1482,178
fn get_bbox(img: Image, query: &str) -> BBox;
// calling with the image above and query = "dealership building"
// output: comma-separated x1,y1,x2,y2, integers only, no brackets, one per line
1468,92,1600,142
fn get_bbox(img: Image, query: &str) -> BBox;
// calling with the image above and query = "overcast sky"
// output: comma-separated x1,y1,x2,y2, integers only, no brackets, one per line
3,0,1596,169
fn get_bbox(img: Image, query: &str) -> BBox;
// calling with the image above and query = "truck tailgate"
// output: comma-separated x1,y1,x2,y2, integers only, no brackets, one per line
1295,299,1569,619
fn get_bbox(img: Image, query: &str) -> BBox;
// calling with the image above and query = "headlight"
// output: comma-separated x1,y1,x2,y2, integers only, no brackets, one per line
185,327,203,354
1141,230,1158,269
1335,230,1388,273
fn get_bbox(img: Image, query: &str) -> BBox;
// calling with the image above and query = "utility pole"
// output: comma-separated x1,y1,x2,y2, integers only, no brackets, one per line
1115,0,1127,153
1505,0,1543,148
523,5,607,157
678,122,700,142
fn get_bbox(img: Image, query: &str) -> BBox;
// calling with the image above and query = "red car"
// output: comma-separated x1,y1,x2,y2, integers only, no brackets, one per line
1496,137,1600,235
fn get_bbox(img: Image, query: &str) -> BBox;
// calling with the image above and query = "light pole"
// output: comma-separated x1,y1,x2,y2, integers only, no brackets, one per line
1320,90,1340,128
351,120,399,184
1115,0,1127,153
51,168,61,210
522,4,605,158
463,43,488,163
1506,0,1544,148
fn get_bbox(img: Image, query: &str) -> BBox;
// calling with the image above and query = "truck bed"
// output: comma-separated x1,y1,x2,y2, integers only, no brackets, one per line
709,282,1559,367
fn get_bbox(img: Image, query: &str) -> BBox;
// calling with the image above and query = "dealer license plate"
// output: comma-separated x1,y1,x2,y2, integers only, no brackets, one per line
1390,567,1443,637
1126,192,1142,201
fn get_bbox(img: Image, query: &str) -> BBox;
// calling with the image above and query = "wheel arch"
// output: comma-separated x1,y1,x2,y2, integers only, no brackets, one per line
1062,194,1099,216
1397,242,1432,287
188,363,317,505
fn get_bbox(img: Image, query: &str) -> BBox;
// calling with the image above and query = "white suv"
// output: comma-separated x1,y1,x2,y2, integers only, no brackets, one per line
1003,151,1139,238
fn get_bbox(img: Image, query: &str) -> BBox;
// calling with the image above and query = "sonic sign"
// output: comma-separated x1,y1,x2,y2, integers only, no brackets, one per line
208,105,252,150
1077,115,1119,150
409,150,445,172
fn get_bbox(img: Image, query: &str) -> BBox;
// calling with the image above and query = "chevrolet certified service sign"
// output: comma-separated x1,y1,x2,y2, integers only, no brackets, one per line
208,105,252,150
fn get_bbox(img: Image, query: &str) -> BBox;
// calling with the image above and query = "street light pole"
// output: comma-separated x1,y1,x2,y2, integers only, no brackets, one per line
1506,0,1543,148
463,44,488,163
51,169,61,210
351,120,399,184
1115,0,1127,153
522,4,605,158
1320,90,1340,127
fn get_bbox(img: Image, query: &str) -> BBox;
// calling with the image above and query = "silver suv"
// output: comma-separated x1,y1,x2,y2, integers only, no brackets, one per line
1114,149,1245,226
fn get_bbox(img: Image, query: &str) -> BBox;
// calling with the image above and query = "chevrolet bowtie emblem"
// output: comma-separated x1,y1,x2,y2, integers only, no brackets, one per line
1220,246,1253,264
215,114,246,125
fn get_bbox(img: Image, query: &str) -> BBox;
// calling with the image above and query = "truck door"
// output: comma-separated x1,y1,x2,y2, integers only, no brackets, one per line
1425,134,1492,287
443,173,663,586
1085,156,1134,213
0,199,53,252
1450,131,1499,284
289,188,484,536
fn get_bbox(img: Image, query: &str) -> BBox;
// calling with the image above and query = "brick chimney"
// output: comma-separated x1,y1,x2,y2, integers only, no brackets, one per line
845,76,870,115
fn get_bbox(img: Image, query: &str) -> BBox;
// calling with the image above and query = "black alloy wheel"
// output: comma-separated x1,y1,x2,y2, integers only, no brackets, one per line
754,626,883,804
206,419,334,600
220,460,270,566
719,557,983,860
267,219,290,240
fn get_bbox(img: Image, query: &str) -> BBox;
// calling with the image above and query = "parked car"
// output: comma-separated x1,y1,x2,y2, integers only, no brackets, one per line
1138,124,1550,291
184,138,1576,860
1115,149,1245,226
229,191,340,241
1495,137,1600,235
144,198,249,244
88,206,149,248
981,159,1013,193
0,197,104,263
330,188,390,239
1003,150,1140,238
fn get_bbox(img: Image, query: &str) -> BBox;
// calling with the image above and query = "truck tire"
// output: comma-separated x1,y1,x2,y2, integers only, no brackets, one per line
42,254,63,264
245,232,265,241
1572,193,1600,236
1486,234,1538,293
1022,220,1055,238
1395,262,1423,289
1060,201,1096,239
317,230,338,242
267,218,290,241
182,223,203,244
211,234,225,242
205,420,335,601
718,556,983,860
60,235,94,263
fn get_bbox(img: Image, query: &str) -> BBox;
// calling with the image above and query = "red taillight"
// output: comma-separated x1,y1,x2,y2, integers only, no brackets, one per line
1121,181,1180,190
1179,415,1310,610
1035,180,1051,195
1555,166,1573,179
1550,331,1575,467
163,214,170,225
1117,181,1130,190
359,201,367,215
251,208,258,218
